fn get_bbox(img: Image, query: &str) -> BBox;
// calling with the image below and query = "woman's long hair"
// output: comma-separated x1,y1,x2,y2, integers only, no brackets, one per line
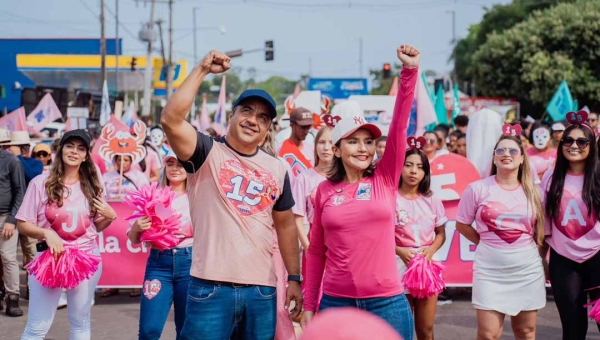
490,135,545,245
45,143,104,217
545,125,600,222
398,149,432,197
261,127,277,157
313,126,331,168
159,160,187,189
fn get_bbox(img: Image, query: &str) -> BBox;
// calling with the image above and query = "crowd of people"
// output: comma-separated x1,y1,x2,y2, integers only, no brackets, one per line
0,43,598,340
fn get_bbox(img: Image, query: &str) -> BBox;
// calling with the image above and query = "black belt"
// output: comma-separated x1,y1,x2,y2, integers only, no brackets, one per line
197,278,254,288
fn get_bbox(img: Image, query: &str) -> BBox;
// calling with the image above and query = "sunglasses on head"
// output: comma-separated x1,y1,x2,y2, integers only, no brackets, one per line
562,137,590,148
35,151,49,157
494,147,520,156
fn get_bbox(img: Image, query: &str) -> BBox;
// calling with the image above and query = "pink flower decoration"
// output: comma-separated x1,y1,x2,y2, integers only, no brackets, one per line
401,253,446,299
25,246,101,289
125,182,182,251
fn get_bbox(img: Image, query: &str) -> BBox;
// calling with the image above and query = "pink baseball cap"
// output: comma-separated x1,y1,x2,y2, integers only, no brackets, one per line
330,101,381,145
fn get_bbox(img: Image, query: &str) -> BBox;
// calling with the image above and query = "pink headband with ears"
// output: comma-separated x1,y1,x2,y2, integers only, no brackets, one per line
566,110,595,135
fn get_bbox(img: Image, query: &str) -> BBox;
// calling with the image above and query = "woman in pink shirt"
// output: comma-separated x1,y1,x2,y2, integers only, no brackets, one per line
456,133,546,340
541,118,600,340
301,45,420,340
528,123,556,178
292,127,333,265
129,152,194,340
15,130,117,340
395,145,447,340
103,155,150,202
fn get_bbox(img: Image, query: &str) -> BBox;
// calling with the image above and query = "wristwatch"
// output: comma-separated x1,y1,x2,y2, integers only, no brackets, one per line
288,275,303,284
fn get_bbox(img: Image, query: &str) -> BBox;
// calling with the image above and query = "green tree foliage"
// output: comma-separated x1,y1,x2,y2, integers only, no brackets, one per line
472,0,600,110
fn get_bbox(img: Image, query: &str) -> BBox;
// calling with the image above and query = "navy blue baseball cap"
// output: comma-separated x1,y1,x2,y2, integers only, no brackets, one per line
233,89,278,119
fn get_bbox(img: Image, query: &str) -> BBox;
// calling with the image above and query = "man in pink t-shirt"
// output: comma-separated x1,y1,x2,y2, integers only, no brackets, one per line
161,50,302,340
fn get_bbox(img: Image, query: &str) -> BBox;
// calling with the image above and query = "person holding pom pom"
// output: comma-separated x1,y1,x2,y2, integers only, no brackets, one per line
301,45,420,340
541,111,600,340
15,129,116,340
128,151,193,340
455,131,546,340
395,138,447,340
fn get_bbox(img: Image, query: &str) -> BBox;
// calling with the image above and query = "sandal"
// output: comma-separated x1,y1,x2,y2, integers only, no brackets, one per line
100,289,119,298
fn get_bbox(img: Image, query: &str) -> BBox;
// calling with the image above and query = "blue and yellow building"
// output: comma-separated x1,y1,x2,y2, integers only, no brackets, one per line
0,38,187,115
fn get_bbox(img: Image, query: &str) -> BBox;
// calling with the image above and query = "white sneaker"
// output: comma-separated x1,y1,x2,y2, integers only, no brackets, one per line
91,299,95,306
57,292,67,309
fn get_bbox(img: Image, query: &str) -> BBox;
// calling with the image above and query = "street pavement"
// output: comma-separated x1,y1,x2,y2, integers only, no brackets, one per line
1,268,600,339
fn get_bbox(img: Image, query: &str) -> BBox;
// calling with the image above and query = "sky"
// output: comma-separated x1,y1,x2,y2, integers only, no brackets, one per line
1,0,511,82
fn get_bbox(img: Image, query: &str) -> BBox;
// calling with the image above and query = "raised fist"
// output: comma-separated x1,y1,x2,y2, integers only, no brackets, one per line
199,50,231,74
397,45,421,69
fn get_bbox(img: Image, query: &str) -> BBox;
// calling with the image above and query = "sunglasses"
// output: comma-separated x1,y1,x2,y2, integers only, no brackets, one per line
494,148,520,156
426,139,437,145
562,137,590,148
35,151,49,157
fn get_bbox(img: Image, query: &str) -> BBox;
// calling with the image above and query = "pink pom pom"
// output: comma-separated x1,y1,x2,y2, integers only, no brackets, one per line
125,183,182,251
25,247,101,289
584,286,600,322
401,253,446,299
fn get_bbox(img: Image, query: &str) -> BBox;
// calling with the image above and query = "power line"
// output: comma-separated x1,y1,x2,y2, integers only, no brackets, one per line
181,0,451,10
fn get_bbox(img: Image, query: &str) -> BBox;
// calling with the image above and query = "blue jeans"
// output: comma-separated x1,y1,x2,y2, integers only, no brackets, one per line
180,277,277,340
319,293,414,340
139,247,192,340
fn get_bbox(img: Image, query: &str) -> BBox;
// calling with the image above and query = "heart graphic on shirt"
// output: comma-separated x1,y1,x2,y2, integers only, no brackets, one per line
480,202,531,244
44,193,90,241
219,159,280,216
553,189,596,241
154,202,171,222
143,279,162,300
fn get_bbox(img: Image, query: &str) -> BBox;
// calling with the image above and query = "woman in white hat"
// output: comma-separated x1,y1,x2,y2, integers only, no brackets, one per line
301,45,420,340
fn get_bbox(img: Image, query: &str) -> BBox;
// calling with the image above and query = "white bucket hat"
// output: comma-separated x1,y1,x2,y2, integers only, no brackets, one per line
330,100,382,145
0,131,32,146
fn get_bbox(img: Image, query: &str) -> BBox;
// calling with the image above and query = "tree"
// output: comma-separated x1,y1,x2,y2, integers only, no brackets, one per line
452,0,577,86
252,76,297,105
472,0,600,113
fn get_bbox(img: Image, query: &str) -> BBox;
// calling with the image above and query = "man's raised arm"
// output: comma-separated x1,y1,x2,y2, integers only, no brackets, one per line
160,50,230,161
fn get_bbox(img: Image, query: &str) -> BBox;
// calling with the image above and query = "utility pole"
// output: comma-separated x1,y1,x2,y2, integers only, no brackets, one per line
358,37,363,78
193,7,199,65
448,0,457,83
100,0,107,87
115,0,119,93
141,0,156,117
165,0,174,99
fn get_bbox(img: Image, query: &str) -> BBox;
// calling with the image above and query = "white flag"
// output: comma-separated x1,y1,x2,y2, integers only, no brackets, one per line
100,80,111,126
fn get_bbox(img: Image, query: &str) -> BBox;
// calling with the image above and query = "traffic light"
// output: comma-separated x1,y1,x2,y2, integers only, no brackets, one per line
130,57,138,71
265,40,274,61
382,63,391,79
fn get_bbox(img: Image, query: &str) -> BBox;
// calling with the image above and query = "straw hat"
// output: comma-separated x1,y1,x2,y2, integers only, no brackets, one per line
0,131,32,146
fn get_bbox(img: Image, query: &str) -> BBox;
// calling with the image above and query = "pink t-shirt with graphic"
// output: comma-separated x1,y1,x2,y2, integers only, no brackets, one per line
456,176,537,249
395,193,447,248
133,147,162,181
541,170,600,263
528,149,556,178
15,173,105,252
304,67,417,312
292,168,327,225
103,169,149,202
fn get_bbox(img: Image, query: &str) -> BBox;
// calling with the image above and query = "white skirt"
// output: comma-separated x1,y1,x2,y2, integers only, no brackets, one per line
397,248,444,296
472,242,546,316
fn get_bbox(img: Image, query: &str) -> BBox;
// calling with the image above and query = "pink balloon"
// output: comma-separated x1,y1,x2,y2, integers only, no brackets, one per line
301,308,403,340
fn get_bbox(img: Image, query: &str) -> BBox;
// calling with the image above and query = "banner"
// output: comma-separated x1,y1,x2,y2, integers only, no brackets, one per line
97,202,149,288
430,153,482,286
0,107,27,131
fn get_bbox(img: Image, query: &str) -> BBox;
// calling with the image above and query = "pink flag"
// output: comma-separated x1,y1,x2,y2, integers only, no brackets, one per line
389,76,399,96
199,94,211,131
27,93,63,132
0,107,27,131
415,72,438,136
64,117,76,132
214,76,227,135
121,102,139,127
